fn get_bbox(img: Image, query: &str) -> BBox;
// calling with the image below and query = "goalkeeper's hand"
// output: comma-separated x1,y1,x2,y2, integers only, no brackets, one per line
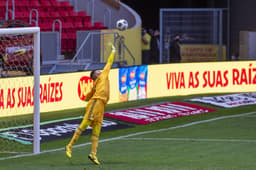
110,43,116,53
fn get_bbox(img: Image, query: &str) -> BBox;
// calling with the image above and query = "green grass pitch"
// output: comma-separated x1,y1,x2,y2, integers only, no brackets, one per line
1,94,256,170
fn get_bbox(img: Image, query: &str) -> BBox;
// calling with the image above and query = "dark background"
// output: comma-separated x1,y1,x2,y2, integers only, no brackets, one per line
121,0,228,29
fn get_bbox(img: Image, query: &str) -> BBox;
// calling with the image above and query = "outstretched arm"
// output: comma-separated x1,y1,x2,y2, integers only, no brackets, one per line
102,44,116,74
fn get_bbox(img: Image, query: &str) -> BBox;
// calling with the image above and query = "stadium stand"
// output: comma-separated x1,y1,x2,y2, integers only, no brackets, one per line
0,0,141,75
1,0,106,53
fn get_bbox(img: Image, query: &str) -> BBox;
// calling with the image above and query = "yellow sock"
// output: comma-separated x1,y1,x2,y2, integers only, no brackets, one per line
68,128,82,147
91,135,99,155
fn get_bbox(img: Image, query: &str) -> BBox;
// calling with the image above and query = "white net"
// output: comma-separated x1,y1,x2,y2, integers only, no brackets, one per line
0,28,40,157
0,33,34,77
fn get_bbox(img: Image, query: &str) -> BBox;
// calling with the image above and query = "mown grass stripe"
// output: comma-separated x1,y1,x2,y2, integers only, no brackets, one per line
1,111,255,161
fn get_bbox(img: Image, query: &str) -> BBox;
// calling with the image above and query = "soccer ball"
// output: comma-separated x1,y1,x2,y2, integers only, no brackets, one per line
116,19,128,31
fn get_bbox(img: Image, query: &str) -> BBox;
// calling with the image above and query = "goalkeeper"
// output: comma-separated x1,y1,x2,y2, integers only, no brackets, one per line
65,44,116,165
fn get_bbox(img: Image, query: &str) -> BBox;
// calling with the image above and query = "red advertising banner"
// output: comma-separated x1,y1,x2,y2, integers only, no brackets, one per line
104,102,217,124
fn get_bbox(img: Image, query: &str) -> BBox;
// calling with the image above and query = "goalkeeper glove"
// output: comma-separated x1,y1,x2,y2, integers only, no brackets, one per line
111,44,116,53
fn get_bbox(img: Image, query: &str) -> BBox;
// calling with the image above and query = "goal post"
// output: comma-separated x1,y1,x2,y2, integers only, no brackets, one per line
0,27,40,154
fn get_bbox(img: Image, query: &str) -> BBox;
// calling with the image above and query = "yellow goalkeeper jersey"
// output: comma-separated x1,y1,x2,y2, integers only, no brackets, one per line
85,51,115,104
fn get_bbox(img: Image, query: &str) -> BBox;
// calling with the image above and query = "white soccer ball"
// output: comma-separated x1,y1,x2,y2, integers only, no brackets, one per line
116,19,128,31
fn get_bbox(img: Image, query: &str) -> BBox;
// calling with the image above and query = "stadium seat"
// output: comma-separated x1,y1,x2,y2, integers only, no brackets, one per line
40,22,52,31
5,0,108,53
30,1,41,8
57,11,67,19
51,0,61,9
0,1,5,7
49,11,60,18
60,1,70,7
83,16,91,22
74,21,84,30
15,11,25,18
60,1,73,11
69,11,78,17
65,32,76,52
16,6,28,12
63,16,74,23
0,7,4,17
15,0,29,7
94,22,104,27
84,21,94,30
40,0,52,7
62,22,74,29
61,33,69,52
94,22,107,29
78,11,87,17
39,11,49,18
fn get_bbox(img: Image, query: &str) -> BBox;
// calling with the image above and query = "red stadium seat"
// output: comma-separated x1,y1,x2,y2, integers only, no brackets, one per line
0,1,5,7
61,31,71,52
62,22,74,29
60,1,70,7
40,0,52,7
94,22,107,29
64,16,74,23
62,32,76,52
94,22,104,27
49,11,60,18
0,7,4,17
15,0,29,7
59,10,69,17
83,16,91,22
6,0,108,53
74,21,84,30
15,11,25,18
84,21,94,30
39,11,49,18
60,1,73,11
69,11,78,17
78,11,87,17
30,1,41,8
51,0,61,8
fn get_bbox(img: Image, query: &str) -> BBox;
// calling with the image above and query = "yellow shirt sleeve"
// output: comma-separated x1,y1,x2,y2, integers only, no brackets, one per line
102,51,115,75
91,50,115,103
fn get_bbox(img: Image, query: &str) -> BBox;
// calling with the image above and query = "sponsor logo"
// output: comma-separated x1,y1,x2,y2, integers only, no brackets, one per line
78,76,94,101
130,70,135,79
188,93,256,108
121,75,126,83
0,119,131,144
140,72,145,80
104,102,216,124
0,77,63,110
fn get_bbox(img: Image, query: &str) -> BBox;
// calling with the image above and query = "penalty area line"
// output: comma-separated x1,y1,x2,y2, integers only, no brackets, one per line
0,111,255,161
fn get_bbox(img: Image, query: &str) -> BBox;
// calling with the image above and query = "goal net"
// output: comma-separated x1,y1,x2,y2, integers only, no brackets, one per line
0,27,40,158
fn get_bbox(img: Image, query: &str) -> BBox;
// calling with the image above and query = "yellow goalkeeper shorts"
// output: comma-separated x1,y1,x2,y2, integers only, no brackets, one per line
79,99,105,131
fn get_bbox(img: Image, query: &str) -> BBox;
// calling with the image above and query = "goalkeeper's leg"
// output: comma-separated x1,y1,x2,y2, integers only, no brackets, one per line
66,118,91,158
88,123,102,165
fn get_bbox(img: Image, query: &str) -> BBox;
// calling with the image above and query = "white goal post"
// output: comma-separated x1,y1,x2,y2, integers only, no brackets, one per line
0,27,41,154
